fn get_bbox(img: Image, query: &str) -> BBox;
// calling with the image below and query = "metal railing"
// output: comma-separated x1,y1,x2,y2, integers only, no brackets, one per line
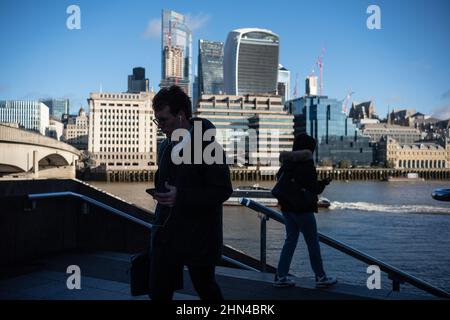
29,191,154,229
27,192,255,273
240,197,450,299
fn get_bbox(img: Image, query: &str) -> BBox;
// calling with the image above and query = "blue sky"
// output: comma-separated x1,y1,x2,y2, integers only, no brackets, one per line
1,0,449,119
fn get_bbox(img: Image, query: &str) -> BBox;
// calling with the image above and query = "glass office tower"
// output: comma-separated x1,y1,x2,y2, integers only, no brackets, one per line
128,67,149,93
160,9,192,96
198,39,224,95
40,99,69,121
224,28,279,96
287,96,373,166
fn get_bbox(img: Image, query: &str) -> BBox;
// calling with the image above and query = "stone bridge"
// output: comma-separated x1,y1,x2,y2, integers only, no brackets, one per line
0,124,81,179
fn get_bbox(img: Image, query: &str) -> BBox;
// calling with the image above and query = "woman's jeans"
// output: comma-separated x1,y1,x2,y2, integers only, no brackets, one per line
276,211,325,279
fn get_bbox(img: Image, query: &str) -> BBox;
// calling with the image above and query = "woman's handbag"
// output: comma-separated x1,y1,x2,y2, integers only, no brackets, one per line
271,172,316,211
130,250,150,296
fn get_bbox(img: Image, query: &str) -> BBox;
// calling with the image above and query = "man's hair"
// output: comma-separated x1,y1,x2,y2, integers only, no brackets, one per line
152,85,192,119
293,133,316,152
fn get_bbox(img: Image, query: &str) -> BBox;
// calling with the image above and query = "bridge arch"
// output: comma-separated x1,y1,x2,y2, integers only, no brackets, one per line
38,153,71,168
0,164,26,174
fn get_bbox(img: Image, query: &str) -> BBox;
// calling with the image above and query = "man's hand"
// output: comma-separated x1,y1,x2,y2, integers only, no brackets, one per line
154,181,177,207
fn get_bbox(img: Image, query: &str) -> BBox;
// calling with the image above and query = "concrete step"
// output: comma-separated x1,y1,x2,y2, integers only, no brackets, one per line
0,251,429,300
0,251,198,300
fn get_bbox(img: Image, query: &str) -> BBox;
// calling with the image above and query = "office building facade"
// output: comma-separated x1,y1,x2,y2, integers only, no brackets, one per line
224,28,279,96
194,94,294,170
248,112,294,170
128,67,149,93
40,99,69,121
64,107,89,150
198,40,224,95
379,137,449,169
361,123,422,144
287,95,373,166
87,92,157,171
277,64,290,102
0,100,49,135
46,118,64,141
160,10,192,96
305,75,318,97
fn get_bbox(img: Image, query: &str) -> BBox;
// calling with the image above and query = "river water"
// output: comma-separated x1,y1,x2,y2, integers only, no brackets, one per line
90,180,450,297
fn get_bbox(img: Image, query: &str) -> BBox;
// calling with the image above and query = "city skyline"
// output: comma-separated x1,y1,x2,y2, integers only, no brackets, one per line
0,0,449,119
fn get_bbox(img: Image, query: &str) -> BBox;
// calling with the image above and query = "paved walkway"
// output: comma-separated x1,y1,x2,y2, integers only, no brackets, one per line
0,251,427,300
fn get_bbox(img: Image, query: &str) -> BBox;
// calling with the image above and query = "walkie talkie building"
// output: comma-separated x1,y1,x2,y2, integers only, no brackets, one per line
223,28,279,96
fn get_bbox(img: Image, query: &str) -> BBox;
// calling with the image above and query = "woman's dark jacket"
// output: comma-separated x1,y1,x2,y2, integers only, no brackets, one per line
152,117,233,266
276,150,327,214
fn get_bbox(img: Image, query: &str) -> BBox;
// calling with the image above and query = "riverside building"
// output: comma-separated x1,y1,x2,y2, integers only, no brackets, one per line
87,92,157,171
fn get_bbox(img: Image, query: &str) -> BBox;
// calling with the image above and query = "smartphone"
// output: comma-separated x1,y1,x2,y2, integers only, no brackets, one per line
145,188,157,196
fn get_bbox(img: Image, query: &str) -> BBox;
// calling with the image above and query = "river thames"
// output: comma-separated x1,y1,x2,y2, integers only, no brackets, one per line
90,180,450,297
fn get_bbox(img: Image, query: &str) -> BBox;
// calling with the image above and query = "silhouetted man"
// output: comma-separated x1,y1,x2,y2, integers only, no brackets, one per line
149,85,232,300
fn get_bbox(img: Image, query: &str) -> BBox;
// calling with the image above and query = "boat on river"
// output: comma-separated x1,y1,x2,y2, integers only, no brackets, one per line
387,173,425,182
225,184,331,209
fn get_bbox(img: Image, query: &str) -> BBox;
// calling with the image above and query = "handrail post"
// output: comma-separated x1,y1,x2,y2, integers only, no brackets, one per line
393,280,400,292
389,274,403,292
259,213,269,272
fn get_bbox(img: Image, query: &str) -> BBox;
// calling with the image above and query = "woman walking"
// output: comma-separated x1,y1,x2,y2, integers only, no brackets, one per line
274,133,337,288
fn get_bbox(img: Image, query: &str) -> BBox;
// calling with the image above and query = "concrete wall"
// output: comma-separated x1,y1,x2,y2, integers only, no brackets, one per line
0,179,153,267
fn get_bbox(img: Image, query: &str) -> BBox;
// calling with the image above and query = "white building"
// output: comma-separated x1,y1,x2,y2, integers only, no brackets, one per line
305,75,318,96
87,92,157,171
46,118,64,141
277,64,290,102
0,100,49,135
64,108,89,150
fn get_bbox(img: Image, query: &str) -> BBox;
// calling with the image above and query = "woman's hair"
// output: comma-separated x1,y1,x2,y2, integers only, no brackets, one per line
152,85,192,119
293,133,316,152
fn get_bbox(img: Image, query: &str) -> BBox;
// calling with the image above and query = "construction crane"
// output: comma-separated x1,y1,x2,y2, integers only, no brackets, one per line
316,48,326,96
342,89,354,114
308,48,326,96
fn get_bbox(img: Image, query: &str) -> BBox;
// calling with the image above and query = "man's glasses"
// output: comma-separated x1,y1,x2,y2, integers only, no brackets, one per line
152,118,167,126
